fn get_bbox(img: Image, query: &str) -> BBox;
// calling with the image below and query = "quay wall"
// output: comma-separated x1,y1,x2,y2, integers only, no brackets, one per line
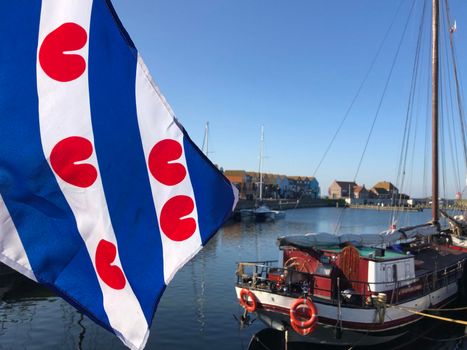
348,204,423,212
235,198,340,211
234,199,425,212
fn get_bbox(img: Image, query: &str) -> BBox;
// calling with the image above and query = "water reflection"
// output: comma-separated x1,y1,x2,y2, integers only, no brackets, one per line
248,319,467,350
0,208,462,349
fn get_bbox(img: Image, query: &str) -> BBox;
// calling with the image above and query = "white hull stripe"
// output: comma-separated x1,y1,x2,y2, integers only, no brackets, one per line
236,282,459,327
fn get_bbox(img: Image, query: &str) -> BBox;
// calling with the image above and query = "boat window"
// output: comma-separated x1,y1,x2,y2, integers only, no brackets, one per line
315,263,333,276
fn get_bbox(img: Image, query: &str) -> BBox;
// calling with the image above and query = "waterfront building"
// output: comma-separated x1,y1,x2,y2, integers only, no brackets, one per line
369,181,400,205
225,170,319,200
353,185,369,200
287,176,320,199
328,180,358,199
275,175,291,198
370,181,399,198
309,177,321,198
223,170,254,199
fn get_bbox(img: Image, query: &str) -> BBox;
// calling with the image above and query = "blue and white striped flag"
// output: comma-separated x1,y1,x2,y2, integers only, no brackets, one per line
0,1,238,349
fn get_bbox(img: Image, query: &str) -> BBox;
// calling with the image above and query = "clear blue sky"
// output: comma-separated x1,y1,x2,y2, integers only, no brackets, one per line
111,0,467,198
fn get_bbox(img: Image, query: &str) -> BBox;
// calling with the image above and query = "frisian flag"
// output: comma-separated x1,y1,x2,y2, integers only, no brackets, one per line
0,0,238,349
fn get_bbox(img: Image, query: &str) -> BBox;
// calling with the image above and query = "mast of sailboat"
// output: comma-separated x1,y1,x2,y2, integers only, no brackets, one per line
431,0,439,224
259,125,264,201
202,121,209,157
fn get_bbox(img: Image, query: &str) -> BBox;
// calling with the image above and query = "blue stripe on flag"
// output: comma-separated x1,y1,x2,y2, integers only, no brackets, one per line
89,0,166,324
0,2,111,332
183,134,236,245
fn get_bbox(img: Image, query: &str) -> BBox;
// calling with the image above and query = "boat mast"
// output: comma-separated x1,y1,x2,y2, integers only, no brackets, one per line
431,0,439,224
202,121,209,157
259,125,264,201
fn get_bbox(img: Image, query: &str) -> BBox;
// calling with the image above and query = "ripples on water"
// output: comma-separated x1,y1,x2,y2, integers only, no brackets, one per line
0,208,465,349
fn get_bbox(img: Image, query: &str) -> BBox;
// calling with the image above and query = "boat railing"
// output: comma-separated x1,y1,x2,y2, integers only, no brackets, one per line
236,259,465,308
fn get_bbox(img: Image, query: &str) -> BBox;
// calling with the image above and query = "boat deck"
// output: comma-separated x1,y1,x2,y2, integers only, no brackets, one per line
413,245,467,276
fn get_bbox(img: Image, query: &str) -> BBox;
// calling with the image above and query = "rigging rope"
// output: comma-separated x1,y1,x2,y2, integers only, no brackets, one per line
311,0,406,178
334,0,418,234
381,304,467,348
423,73,431,198
440,6,462,195
445,0,467,175
391,305,467,326
391,0,427,226
440,70,448,202
353,0,417,182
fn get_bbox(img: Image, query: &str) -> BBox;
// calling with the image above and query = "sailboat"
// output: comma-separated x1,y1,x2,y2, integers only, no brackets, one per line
234,0,467,346
202,121,210,157
242,126,285,222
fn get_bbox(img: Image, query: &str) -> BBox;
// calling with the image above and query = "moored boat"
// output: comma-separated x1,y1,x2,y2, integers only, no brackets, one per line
240,126,286,223
235,0,467,345
235,230,467,345
241,205,282,222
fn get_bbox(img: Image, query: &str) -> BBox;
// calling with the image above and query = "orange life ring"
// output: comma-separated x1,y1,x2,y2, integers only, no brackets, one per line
239,288,257,313
289,298,317,330
290,320,316,336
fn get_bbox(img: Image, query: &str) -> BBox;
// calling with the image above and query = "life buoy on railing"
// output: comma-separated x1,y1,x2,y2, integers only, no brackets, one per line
239,288,257,313
289,297,317,334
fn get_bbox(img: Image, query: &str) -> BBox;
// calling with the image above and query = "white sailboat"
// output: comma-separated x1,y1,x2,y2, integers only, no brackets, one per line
242,126,284,222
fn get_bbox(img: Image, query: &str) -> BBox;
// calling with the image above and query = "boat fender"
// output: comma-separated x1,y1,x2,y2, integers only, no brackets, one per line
239,288,257,313
289,298,317,330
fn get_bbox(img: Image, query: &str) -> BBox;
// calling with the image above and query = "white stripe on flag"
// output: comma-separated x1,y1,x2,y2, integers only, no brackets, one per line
0,195,37,281
36,2,148,349
135,56,202,284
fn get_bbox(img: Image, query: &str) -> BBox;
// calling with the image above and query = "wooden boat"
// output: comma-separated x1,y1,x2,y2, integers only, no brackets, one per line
235,229,467,345
235,0,467,345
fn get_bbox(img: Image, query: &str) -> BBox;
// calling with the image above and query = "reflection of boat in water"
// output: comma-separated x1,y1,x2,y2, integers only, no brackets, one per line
247,317,467,350
235,0,467,346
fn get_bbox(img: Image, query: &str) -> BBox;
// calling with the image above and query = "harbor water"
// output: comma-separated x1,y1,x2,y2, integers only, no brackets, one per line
0,208,466,349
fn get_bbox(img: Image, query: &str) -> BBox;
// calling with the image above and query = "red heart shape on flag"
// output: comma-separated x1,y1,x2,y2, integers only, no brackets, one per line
160,195,196,241
148,139,186,186
95,239,126,290
39,22,88,82
50,136,98,188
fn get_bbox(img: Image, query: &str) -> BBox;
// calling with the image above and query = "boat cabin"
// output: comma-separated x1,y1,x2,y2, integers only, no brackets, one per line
280,236,415,300
236,232,466,309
